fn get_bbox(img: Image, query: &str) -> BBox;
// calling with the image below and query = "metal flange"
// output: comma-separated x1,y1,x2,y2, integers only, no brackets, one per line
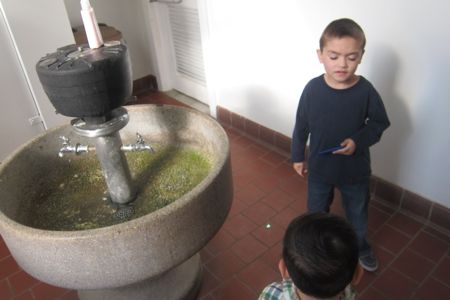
71,107,129,138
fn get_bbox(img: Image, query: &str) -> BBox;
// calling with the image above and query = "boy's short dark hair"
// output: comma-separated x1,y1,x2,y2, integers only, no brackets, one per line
319,18,366,51
282,212,359,298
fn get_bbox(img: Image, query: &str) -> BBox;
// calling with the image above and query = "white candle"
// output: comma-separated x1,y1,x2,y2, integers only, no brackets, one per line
80,0,103,49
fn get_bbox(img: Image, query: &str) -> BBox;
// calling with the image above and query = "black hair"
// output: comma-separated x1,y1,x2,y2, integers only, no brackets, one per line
319,18,366,51
282,212,359,298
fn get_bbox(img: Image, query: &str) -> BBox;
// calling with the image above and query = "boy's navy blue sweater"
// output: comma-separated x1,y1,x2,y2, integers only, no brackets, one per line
291,75,390,184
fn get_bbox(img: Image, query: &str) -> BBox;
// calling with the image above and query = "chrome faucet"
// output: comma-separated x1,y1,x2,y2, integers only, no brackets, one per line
121,133,154,152
58,133,153,158
58,136,90,157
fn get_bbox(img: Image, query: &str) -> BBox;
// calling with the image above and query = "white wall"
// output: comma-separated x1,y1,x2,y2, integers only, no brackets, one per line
205,0,450,207
0,5,44,160
0,0,73,130
63,0,154,80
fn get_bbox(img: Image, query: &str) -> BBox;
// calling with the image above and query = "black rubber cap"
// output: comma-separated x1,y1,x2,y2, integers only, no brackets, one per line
36,43,132,118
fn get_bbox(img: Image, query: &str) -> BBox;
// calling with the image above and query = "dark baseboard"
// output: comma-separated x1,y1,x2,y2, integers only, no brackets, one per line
371,176,450,234
132,74,158,96
216,106,291,156
216,105,450,234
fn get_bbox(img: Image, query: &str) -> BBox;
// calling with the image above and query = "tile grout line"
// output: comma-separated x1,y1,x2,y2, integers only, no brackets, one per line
357,210,420,295
379,222,442,296
409,249,449,298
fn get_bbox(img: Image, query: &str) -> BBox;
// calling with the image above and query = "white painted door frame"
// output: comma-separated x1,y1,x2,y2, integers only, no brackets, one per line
146,0,217,117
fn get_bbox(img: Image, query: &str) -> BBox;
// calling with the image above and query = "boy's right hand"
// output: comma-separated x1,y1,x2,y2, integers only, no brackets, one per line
293,162,307,177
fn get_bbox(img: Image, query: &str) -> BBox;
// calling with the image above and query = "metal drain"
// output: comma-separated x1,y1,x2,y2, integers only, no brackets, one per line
114,205,135,220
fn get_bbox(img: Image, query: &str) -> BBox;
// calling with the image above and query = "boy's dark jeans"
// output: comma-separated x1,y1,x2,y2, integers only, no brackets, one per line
307,178,372,257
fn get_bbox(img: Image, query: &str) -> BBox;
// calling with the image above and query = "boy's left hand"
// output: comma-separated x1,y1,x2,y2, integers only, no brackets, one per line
333,138,356,155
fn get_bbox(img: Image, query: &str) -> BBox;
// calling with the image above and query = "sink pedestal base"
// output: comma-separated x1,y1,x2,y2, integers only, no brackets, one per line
78,254,202,300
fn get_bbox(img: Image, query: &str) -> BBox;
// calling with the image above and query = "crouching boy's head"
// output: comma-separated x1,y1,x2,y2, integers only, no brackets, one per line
279,212,363,299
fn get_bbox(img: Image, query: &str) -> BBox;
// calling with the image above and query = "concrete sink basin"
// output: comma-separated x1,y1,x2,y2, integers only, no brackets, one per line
0,104,233,300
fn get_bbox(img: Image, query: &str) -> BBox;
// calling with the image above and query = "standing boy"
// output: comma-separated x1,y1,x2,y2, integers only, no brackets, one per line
291,18,390,271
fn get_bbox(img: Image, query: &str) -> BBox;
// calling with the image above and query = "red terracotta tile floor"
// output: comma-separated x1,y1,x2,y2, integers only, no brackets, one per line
1,91,449,300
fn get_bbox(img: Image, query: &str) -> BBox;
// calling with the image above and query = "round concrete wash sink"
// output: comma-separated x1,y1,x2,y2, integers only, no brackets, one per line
0,105,233,300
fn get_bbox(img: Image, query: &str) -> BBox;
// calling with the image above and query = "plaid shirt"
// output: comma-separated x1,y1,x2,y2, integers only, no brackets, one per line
258,279,356,300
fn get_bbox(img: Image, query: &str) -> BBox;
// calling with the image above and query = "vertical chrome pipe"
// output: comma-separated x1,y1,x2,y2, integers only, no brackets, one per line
94,132,135,205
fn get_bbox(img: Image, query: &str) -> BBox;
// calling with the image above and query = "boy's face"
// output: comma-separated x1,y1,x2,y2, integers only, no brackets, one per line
317,36,364,88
